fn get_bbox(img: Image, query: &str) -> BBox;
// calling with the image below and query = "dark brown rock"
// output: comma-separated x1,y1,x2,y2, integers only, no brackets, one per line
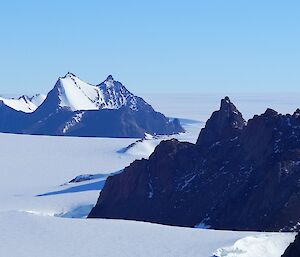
89,97,300,232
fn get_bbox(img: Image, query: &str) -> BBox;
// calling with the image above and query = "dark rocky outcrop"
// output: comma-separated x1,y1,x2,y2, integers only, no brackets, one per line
88,97,300,232
196,96,245,147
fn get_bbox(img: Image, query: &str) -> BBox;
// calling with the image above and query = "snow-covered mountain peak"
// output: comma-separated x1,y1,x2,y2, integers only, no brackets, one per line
57,73,85,88
102,75,117,88
53,74,100,112
105,75,114,81
0,94,46,113
0,73,184,137
98,76,139,110
39,73,148,113
60,72,78,79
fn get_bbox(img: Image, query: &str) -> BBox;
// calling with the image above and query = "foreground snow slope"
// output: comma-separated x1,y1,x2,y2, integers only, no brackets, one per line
0,211,294,257
213,233,295,257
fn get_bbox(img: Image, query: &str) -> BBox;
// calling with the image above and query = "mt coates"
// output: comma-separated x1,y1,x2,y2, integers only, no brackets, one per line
0,73,184,138
47,73,139,112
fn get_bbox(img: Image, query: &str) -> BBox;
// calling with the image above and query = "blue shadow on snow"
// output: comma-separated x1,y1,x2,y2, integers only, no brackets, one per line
36,180,106,197
36,170,123,197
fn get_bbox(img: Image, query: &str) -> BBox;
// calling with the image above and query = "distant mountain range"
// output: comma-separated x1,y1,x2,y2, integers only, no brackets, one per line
0,73,183,137
89,96,300,232
0,94,46,113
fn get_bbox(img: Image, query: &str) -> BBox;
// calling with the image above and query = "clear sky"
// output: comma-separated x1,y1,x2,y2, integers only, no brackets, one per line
0,0,299,95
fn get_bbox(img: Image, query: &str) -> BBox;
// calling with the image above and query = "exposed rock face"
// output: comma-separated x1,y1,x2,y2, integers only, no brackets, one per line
89,97,300,232
282,234,300,257
196,96,245,147
0,74,184,138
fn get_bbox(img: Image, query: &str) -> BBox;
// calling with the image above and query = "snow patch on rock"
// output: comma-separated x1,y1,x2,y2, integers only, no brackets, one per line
213,233,295,257
62,112,85,133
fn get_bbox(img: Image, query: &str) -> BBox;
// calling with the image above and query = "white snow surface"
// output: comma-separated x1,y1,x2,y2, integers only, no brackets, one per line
56,74,100,111
0,94,46,112
0,95,296,256
0,211,294,257
55,73,138,111
214,233,295,257
29,94,46,107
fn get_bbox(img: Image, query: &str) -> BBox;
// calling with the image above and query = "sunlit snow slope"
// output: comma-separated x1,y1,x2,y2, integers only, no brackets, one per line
53,73,140,111
0,94,46,112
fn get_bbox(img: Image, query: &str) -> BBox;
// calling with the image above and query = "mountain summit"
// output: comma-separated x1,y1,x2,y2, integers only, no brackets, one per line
0,73,184,138
196,96,245,146
0,94,46,113
40,73,148,112
97,75,140,111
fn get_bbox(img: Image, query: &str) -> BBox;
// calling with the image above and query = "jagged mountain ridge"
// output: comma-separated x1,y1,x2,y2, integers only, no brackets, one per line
0,73,184,138
0,94,46,113
89,97,300,232
43,73,143,112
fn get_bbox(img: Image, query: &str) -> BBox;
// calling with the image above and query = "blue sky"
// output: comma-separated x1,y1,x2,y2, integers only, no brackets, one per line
0,0,299,94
